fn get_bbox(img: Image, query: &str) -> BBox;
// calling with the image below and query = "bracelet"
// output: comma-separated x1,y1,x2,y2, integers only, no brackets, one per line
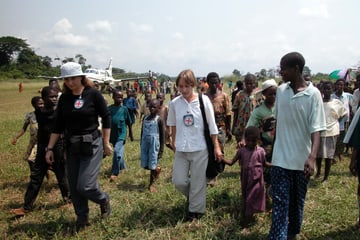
45,147,53,152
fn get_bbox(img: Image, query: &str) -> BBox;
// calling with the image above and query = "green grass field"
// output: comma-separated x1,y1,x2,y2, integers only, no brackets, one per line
0,80,359,239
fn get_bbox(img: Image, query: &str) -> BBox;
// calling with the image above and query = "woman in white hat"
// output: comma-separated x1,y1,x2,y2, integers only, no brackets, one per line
45,62,113,232
245,79,277,208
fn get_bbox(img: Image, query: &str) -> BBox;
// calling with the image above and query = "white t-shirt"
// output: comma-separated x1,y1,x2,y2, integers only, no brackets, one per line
167,93,218,152
322,99,348,137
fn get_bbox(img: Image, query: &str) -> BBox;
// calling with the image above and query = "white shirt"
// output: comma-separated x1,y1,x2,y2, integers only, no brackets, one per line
322,99,348,137
272,82,326,170
331,91,352,130
167,94,218,152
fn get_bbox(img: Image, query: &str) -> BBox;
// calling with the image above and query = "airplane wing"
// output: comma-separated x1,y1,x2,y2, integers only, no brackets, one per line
38,76,59,80
112,76,149,82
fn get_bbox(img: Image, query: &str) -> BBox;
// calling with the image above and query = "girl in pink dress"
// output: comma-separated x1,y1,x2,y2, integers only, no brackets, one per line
224,126,270,233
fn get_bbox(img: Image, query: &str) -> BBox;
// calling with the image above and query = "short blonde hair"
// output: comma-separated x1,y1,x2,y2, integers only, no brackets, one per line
176,69,196,88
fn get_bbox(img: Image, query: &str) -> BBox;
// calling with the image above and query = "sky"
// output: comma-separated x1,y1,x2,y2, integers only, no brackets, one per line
0,0,359,77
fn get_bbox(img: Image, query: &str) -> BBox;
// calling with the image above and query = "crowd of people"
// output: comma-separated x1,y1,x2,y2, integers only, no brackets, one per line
10,52,360,238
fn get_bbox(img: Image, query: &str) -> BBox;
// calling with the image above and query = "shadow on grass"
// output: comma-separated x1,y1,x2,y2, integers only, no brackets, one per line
116,180,146,192
7,217,75,239
0,180,29,191
309,225,360,240
218,171,240,179
115,187,269,239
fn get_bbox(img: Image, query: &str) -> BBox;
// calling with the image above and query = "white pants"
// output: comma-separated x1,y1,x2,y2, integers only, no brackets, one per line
172,149,208,213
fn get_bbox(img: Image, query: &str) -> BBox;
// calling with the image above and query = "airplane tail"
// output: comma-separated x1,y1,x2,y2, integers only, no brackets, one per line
106,58,113,77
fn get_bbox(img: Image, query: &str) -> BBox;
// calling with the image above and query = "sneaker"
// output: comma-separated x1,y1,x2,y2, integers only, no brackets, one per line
12,207,28,217
100,195,111,218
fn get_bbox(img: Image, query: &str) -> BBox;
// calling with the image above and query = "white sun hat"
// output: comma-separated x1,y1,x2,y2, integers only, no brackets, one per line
59,62,85,78
261,79,277,92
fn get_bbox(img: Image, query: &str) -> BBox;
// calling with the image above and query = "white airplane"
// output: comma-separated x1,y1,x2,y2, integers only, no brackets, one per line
39,59,152,93
84,58,115,87
84,58,150,92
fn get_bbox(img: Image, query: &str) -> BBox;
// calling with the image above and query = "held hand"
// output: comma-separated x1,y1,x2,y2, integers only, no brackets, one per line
236,140,245,149
222,158,232,166
46,151,54,165
214,148,224,162
103,143,113,156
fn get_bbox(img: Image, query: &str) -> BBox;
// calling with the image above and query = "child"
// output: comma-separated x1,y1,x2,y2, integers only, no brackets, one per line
139,91,152,122
316,81,347,182
232,74,257,143
12,86,70,216
223,126,269,233
108,89,133,182
12,96,44,172
124,89,137,141
156,92,172,151
140,98,165,192
331,78,352,162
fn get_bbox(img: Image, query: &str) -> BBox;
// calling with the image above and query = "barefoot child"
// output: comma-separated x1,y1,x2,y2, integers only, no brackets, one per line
316,81,347,182
108,89,133,182
140,98,165,192
12,96,44,172
223,126,270,233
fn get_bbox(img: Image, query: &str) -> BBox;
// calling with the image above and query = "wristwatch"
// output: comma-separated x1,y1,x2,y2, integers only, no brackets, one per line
45,147,53,152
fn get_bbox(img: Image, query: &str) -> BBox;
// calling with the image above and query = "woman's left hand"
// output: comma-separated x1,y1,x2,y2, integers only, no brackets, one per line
214,147,224,162
103,143,113,156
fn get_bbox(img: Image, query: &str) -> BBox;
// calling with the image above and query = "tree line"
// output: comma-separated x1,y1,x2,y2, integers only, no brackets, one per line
0,35,345,83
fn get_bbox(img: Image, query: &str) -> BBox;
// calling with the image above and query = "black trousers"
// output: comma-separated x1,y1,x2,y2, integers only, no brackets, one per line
23,143,70,210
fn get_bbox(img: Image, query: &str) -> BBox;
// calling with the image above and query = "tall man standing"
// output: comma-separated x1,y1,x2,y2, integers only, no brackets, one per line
269,52,326,240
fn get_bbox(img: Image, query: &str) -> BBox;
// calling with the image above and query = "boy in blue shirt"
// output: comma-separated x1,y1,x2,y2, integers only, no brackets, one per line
108,90,133,182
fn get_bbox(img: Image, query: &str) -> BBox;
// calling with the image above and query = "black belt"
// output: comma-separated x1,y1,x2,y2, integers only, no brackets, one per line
67,130,101,142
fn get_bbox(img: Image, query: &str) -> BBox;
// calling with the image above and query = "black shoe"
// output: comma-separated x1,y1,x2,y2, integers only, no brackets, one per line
100,195,111,218
75,218,90,232
187,212,203,222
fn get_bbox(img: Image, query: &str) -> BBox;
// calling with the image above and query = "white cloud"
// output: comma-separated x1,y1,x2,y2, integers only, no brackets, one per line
87,20,112,33
48,19,89,47
129,22,153,33
52,18,73,33
172,32,184,40
299,4,329,18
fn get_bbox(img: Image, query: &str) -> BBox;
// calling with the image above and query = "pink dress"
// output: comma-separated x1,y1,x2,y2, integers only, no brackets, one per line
237,146,266,216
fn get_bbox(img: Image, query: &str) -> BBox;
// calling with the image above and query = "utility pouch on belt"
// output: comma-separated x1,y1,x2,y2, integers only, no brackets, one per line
69,131,99,156
80,134,93,156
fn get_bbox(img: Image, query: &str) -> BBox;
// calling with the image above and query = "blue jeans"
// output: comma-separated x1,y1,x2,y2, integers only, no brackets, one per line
111,140,126,176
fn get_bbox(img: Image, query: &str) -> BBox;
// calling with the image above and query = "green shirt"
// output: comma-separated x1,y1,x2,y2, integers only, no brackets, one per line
109,105,132,145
